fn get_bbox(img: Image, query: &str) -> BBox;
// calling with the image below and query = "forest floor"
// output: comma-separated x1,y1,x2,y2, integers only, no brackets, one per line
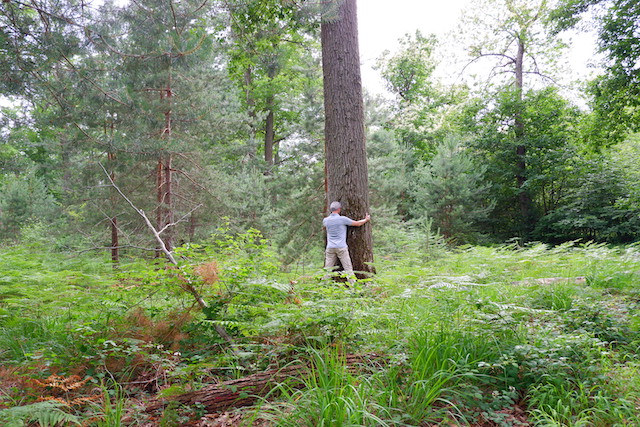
2,242,640,426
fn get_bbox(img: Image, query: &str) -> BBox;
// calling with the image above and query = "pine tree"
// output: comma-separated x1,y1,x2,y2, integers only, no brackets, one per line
411,136,493,244
321,0,374,277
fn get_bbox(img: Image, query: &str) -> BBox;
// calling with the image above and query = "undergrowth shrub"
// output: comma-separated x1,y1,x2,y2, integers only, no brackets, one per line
562,300,637,347
0,316,78,366
383,328,516,425
0,169,58,242
527,380,639,426
373,218,448,261
528,285,576,311
3,236,640,425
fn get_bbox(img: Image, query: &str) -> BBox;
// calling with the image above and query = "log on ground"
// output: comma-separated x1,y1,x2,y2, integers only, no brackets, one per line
147,363,308,413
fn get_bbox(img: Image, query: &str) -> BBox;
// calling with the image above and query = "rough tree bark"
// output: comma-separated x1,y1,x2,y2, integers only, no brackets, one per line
321,0,374,277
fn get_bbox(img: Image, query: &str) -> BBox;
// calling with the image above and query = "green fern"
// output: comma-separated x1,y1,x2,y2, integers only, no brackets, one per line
0,400,81,427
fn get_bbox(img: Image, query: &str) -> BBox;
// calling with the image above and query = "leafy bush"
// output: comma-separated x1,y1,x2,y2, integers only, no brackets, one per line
534,157,640,243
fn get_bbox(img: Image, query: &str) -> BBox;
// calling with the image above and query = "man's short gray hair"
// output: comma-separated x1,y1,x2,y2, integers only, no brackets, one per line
329,201,342,212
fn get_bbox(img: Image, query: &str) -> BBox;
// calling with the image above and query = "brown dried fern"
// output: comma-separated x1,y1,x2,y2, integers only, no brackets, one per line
34,374,93,394
194,260,219,285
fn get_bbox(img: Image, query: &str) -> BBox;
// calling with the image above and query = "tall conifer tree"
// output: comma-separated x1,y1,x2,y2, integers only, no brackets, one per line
321,0,374,277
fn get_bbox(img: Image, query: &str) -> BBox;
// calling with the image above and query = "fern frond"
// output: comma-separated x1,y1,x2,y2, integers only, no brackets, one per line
0,400,81,427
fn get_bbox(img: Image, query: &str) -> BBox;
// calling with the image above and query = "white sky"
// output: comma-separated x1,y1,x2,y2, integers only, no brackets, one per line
356,0,602,98
357,0,469,95
0,0,601,106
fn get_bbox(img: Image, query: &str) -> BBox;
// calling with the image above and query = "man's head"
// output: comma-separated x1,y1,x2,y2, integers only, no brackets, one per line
329,201,342,213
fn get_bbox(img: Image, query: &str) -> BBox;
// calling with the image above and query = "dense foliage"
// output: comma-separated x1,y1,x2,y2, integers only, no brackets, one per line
1,0,639,249
1,0,640,424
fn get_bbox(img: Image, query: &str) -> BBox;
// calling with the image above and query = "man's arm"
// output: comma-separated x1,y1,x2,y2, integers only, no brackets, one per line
351,214,371,227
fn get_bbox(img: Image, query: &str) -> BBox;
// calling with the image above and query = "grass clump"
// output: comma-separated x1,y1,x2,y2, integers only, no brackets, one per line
269,349,392,427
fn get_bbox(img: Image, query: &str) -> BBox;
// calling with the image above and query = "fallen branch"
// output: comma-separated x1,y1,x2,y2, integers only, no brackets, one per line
147,363,308,413
99,162,242,360
146,353,386,414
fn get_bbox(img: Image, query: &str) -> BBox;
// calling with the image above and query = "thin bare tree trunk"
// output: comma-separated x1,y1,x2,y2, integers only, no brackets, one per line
110,216,119,263
155,159,164,258
107,151,119,264
162,154,173,250
157,79,175,252
264,63,277,171
514,37,532,234
264,108,275,168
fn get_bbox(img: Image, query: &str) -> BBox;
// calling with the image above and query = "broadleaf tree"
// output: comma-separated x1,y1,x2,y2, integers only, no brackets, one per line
225,0,320,171
456,0,570,237
551,0,640,142
375,30,448,160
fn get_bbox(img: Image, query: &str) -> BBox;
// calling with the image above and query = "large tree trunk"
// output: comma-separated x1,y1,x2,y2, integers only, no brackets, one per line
321,0,374,277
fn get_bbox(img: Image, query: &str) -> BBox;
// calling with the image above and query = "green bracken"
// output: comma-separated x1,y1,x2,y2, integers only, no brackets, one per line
1,239,640,425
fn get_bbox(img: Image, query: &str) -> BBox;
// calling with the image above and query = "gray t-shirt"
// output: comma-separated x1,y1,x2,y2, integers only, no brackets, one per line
323,213,354,248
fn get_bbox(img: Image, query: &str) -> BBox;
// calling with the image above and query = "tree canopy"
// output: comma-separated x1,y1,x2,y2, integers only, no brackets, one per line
1,0,639,255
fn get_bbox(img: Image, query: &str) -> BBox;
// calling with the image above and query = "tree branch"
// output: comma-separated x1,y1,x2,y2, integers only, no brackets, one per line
98,162,244,361
157,204,203,235
99,162,177,263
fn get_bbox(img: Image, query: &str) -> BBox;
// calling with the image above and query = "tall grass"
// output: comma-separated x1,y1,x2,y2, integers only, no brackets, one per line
388,328,509,424
263,349,394,426
0,316,77,364
92,382,127,427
